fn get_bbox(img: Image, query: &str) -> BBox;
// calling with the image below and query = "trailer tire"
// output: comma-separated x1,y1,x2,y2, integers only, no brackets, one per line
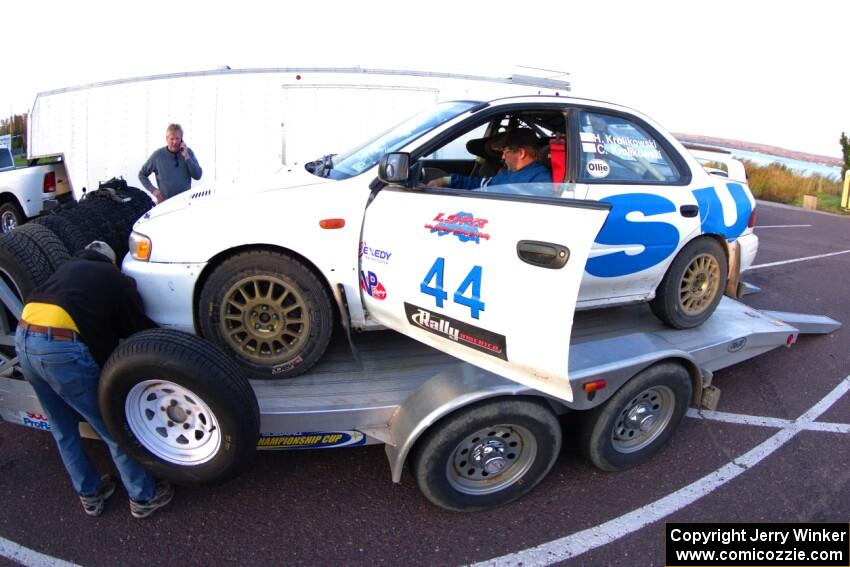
99,329,260,485
651,237,727,329
579,361,692,472
410,398,561,512
199,251,334,380
0,201,24,234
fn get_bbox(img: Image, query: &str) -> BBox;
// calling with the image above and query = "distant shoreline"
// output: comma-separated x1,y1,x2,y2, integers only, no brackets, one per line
673,133,842,167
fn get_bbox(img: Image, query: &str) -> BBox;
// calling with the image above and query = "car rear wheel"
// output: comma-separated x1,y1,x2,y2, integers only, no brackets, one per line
650,237,727,329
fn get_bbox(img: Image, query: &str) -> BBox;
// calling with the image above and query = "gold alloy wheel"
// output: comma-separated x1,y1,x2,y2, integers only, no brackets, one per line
219,274,309,364
678,253,721,315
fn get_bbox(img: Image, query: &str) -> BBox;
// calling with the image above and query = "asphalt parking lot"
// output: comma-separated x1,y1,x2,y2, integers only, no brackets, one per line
1,200,848,567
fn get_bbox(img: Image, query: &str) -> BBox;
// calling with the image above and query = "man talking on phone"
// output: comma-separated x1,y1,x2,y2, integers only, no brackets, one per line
138,123,203,203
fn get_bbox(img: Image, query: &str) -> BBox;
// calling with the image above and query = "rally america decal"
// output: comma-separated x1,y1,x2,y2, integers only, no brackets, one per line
256,431,366,450
404,302,507,360
425,212,490,244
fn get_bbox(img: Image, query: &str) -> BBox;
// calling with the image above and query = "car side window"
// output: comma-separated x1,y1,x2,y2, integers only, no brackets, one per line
577,111,681,184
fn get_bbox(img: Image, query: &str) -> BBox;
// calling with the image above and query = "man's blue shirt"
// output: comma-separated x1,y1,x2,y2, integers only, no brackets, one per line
449,161,552,190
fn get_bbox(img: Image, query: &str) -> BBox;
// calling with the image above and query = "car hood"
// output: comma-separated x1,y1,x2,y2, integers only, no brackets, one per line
135,165,333,224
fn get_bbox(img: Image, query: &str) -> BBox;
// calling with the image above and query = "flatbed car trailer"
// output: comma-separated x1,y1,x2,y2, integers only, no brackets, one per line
0,280,840,511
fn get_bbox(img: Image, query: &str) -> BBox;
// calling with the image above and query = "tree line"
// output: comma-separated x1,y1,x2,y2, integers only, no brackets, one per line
0,113,28,154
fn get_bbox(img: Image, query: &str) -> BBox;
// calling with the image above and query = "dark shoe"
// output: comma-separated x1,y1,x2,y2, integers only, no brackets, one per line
129,481,174,519
79,474,116,517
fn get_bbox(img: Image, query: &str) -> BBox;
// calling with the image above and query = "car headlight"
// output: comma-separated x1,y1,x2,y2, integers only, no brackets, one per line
129,231,152,261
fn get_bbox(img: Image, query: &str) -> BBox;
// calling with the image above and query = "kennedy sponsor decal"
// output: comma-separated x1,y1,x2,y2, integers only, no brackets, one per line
359,241,392,263
360,270,387,300
404,302,507,360
425,211,490,244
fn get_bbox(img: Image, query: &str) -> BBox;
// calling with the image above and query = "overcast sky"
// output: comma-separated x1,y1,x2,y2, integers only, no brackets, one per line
4,0,848,158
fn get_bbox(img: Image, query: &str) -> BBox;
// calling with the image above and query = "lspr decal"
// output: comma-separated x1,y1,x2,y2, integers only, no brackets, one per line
425,212,490,244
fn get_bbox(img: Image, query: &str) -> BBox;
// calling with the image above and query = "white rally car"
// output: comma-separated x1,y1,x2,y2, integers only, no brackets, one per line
124,95,757,390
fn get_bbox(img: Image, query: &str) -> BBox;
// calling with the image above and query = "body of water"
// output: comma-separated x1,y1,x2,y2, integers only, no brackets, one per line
711,146,841,180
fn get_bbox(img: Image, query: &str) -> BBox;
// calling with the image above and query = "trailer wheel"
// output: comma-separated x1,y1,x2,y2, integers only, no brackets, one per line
410,398,561,512
198,251,334,380
579,361,692,472
651,237,727,329
99,329,260,485
0,201,23,234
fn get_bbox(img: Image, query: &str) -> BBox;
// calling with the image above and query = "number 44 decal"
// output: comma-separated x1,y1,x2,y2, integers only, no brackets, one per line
420,257,485,319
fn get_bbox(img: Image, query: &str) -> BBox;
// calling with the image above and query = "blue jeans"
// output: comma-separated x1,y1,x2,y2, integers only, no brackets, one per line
15,327,155,502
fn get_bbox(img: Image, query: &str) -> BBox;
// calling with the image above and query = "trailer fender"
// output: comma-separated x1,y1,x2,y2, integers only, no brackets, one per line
385,368,530,483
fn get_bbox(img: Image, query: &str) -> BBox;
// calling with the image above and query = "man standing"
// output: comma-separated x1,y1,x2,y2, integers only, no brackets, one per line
15,241,174,518
427,128,551,189
138,123,203,203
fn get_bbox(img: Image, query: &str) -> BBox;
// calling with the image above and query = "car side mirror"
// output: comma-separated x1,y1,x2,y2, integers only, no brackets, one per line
378,153,410,185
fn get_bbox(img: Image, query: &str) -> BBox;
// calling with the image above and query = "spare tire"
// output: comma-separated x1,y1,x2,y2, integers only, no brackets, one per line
0,228,61,300
32,214,90,255
14,223,70,273
99,329,260,485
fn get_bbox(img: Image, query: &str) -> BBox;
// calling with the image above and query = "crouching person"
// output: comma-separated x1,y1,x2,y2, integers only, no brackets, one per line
14,241,174,518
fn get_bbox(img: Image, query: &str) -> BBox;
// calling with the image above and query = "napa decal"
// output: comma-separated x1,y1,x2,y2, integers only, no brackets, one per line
257,431,366,450
21,411,50,431
360,270,387,300
425,211,490,244
359,241,392,264
586,183,752,278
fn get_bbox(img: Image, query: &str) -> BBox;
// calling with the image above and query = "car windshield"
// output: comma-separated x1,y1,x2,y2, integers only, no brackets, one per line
320,101,480,180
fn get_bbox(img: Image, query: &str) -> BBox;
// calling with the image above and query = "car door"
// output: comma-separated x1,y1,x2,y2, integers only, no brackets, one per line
571,109,701,305
359,185,609,403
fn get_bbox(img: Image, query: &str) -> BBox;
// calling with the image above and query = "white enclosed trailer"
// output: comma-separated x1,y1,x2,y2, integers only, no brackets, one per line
27,67,570,198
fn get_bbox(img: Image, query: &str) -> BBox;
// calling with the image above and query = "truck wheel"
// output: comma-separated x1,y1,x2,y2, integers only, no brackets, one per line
579,362,692,472
99,329,260,485
198,251,334,380
410,398,561,512
650,237,727,329
0,202,24,234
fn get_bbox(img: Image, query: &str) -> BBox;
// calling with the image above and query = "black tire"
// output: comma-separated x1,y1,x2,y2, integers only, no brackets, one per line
14,223,71,273
198,251,334,380
650,237,728,329
32,214,90,254
99,329,260,485
0,230,54,304
579,362,692,472
0,201,24,233
410,398,561,512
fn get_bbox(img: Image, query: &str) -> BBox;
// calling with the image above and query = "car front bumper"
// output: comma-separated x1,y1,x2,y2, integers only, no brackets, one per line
122,257,207,333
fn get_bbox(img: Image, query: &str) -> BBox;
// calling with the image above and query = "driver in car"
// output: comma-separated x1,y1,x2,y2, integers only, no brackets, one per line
427,128,551,189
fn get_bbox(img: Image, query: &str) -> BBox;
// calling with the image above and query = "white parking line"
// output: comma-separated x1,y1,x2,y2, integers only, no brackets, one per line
755,224,812,229
0,536,82,567
470,375,850,567
748,249,850,270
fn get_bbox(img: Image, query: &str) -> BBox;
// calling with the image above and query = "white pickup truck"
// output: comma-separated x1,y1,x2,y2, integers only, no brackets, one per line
0,143,70,233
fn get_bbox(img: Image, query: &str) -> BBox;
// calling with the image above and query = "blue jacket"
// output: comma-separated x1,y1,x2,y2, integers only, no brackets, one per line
449,161,552,190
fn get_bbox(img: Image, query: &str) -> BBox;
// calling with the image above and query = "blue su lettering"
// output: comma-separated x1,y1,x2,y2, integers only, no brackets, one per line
693,183,752,240
586,193,679,278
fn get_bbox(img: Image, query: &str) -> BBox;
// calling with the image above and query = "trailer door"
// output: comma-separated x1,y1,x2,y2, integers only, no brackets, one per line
359,187,610,403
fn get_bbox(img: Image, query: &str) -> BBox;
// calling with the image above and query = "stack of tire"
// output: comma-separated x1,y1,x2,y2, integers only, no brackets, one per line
0,177,154,310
